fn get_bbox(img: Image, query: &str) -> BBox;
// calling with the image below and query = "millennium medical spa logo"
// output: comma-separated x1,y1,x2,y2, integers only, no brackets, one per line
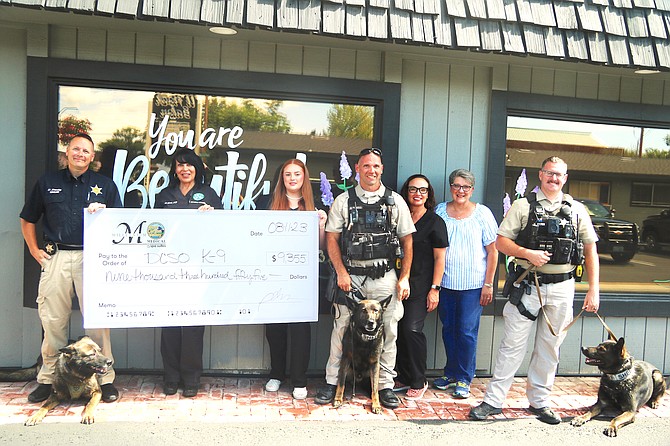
111,220,166,248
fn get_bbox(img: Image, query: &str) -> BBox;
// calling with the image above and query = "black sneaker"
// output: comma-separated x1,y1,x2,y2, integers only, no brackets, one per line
182,385,198,398
378,388,400,409
314,384,336,405
528,406,561,425
469,402,502,420
101,383,119,403
164,382,178,395
28,384,52,403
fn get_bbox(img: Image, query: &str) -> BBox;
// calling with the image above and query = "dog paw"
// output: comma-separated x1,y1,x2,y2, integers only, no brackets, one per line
81,415,95,424
371,405,383,414
649,401,660,409
570,417,586,427
604,427,618,437
332,399,343,409
24,416,41,427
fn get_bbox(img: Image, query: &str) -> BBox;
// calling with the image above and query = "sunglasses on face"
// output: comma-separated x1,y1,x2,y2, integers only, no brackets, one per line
407,186,429,195
358,148,383,158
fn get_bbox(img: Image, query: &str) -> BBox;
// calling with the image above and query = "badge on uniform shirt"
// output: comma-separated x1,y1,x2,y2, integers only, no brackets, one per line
192,192,205,201
44,241,57,255
90,185,103,196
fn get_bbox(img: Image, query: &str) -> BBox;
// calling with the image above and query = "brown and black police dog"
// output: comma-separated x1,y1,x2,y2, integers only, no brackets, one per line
333,293,392,414
25,336,112,426
571,335,666,437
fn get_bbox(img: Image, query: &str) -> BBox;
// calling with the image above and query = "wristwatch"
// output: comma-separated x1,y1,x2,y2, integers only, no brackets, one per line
430,284,441,290
484,283,494,288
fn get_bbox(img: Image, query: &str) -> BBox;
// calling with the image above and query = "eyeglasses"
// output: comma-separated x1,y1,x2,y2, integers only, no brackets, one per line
359,148,383,158
408,186,429,195
541,169,566,179
450,184,473,192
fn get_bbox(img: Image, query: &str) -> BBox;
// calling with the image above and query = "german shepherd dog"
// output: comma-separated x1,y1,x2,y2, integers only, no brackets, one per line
571,336,666,437
25,336,112,426
0,357,41,382
333,293,392,414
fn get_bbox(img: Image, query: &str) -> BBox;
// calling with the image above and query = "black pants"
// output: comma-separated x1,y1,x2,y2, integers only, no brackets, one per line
265,322,311,387
161,326,205,386
396,295,428,389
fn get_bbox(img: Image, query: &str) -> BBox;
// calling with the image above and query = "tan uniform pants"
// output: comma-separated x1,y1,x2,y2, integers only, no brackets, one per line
36,250,115,385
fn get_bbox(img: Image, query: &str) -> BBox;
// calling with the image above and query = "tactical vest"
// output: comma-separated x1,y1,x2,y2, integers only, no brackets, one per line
515,192,583,265
341,188,400,264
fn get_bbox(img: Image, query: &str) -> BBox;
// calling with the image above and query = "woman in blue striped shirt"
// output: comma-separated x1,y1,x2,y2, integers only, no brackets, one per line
433,169,499,398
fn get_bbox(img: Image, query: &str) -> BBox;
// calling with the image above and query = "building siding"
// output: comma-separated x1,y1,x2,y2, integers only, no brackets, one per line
1,22,669,376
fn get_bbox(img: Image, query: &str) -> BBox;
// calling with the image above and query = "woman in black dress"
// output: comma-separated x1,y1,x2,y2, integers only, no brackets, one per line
395,174,448,399
154,148,222,397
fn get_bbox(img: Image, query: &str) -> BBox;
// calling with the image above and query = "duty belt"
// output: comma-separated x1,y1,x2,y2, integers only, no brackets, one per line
44,241,83,254
532,271,574,285
346,262,393,280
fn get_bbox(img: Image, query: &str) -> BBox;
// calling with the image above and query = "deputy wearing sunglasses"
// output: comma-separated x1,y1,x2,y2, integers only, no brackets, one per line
315,147,415,410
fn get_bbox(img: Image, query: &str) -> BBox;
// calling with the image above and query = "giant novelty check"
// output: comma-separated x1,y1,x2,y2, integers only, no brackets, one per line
83,209,319,328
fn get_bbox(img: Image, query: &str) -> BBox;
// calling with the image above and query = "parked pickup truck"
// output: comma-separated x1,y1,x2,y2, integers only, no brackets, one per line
641,209,670,252
576,199,638,264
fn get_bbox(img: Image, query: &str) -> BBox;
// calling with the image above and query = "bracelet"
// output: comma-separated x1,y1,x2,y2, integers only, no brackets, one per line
484,283,493,288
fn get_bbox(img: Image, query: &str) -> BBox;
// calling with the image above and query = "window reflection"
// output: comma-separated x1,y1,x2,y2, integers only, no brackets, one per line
504,116,670,295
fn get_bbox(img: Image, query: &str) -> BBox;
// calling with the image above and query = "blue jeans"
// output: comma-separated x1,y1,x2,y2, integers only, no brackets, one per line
438,288,483,383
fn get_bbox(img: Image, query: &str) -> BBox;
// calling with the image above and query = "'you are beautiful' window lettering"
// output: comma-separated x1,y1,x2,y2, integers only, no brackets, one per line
110,113,271,210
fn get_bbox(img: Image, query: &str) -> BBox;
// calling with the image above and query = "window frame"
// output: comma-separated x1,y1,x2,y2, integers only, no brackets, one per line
23,57,402,308
486,91,670,316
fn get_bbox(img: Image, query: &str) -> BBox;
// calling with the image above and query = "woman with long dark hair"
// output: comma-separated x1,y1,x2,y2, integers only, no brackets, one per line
155,148,222,397
394,174,448,400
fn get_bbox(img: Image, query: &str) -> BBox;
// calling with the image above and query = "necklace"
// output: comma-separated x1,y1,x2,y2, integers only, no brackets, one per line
286,194,302,201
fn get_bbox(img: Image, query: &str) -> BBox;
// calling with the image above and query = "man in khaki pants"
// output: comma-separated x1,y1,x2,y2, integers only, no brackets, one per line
20,133,121,403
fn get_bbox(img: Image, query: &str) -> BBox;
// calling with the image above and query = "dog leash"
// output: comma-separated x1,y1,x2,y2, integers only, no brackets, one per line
530,269,616,339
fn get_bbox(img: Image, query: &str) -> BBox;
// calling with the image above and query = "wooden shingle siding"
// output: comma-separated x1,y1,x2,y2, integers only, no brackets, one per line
142,0,169,17
545,27,567,56
6,0,42,4
566,29,589,59
370,0,390,7
503,0,518,21
420,0,440,15
247,0,274,27
97,0,117,14
501,22,525,52
530,0,556,27
646,9,667,38
609,34,632,64
632,0,655,7
368,7,389,38
657,0,670,10
587,31,609,62
602,6,628,35
390,7,413,38
576,2,604,32
612,0,633,8
396,0,414,11
515,0,534,23
433,11,453,45
523,24,547,54
591,0,609,6
480,20,503,50
226,0,245,23
201,0,226,24
454,17,481,46
656,39,670,66
626,8,650,37
630,36,657,65
554,2,578,29
45,0,68,7
346,5,366,36
323,1,345,34
298,0,321,30
117,0,141,15
465,0,488,19
170,0,203,21
485,0,506,20
277,0,299,29
445,0,468,18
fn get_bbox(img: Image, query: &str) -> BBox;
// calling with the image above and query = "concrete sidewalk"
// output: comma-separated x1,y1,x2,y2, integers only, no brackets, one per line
1,375,669,425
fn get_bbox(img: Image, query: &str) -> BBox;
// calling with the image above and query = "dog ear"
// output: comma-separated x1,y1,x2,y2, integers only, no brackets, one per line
59,345,76,356
380,295,392,311
616,337,627,358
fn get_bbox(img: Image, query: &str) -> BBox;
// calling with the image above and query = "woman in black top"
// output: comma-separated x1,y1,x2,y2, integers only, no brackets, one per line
155,148,222,397
264,159,326,400
395,174,448,400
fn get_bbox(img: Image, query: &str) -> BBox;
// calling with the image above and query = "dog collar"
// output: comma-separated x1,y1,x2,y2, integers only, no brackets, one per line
605,368,632,381
359,331,382,341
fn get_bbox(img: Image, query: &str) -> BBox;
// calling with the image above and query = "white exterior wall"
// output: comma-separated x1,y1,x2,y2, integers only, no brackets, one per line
1,21,668,375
